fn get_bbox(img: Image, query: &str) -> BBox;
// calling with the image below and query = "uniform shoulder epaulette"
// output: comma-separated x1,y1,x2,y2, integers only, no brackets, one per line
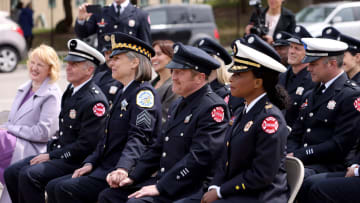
90,86,101,95
345,80,358,88
265,102,273,109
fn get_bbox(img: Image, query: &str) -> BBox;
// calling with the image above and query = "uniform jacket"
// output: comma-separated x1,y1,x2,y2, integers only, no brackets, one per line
288,73,360,172
151,76,179,124
84,81,162,179
278,66,316,127
249,7,296,39
209,79,245,116
75,3,151,50
48,80,108,164
211,95,289,203
3,78,61,164
351,72,360,85
129,84,229,199
92,66,123,106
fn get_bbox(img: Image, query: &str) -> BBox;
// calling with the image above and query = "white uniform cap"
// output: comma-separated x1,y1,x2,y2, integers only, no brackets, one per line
64,39,105,65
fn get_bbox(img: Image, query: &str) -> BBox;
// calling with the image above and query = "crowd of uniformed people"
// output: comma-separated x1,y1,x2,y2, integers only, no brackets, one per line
2,0,360,202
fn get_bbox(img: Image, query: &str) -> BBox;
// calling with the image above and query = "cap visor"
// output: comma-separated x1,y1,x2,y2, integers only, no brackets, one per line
165,60,191,70
101,46,112,53
302,55,321,63
287,37,302,44
110,49,128,58
64,54,87,62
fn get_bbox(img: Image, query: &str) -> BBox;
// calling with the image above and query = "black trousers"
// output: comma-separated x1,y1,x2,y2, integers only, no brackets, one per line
4,156,79,203
174,188,262,203
306,172,360,203
46,174,109,203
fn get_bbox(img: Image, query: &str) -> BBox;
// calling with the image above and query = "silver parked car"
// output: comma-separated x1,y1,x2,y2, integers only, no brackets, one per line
296,1,360,39
0,11,27,73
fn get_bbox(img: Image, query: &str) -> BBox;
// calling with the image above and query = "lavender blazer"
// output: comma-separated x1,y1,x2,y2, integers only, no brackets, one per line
2,77,62,164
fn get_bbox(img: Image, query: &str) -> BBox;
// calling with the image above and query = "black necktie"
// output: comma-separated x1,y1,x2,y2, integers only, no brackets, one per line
175,99,187,118
116,5,121,16
316,84,326,95
68,87,74,97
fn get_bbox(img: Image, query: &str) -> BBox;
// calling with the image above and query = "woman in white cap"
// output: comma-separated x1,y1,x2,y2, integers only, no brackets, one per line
201,34,290,203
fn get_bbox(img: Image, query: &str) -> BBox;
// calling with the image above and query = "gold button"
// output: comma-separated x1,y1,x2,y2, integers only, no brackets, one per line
226,141,229,147
180,133,184,136
120,114,123,117
165,136,169,142
160,167,165,173
162,152,166,157
226,161,228,166
105,129,108,134
235,185,240,190
103,144,106,148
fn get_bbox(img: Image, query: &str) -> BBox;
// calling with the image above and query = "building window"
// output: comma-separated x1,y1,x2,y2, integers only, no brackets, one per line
160,0,168,4
182,0,189,3
93,0,106,6
140,0,148,6
76,0,87,6
49,0,56,8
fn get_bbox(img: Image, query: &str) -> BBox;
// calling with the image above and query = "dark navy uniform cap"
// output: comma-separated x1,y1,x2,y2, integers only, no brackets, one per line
322,27,360,54
287,25,312,44
229,34,286,73
99,34,112,53
110,32,155,60
301,37,348,63
165,42,220,75
273,31,291,47
64,39,105,65
196,37,232,65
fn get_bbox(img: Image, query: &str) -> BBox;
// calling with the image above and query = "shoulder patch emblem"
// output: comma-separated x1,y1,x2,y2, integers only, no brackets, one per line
211,106,225,123
93,103,106,117
354,98,360,112
136,90,154,108
261,116,279,134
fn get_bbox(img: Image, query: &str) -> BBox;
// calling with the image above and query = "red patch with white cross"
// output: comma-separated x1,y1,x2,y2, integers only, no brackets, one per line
211,106,224,122
354,98,360,112
261,116,279,134
93,103,106,117
224,95,229,104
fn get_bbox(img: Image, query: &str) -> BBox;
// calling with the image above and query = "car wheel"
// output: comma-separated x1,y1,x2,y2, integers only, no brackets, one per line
0,46,19,73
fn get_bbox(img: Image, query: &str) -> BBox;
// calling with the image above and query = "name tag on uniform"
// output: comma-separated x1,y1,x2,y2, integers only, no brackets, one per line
296,86,304,95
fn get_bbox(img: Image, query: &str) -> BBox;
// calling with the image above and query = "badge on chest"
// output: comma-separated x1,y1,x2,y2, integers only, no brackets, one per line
243,121,253,132
69,109,76,119
184,114,192,123
296,86,305,95
327,100,336,110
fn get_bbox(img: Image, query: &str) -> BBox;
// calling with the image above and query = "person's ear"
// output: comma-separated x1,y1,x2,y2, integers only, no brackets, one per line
131,58,140,70
254,78,263,89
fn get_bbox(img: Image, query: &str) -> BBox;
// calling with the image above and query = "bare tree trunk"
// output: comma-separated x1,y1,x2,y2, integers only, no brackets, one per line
55,0,73,33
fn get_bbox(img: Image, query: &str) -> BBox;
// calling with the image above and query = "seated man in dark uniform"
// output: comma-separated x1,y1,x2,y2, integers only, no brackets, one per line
322,26,360,85
97,43,230,203
286,37,360,202
75,0,151,50
278,25,316,128
3,39,109,203
93,33,123,106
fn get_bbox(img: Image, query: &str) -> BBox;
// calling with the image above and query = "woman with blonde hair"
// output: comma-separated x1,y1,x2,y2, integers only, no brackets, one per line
0,44,62,202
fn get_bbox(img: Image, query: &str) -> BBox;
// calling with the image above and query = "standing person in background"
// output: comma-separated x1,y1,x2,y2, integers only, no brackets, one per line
19,2,34,50
0,44,62,203
245,0,295,44
75,0,152,51
151,40,179,124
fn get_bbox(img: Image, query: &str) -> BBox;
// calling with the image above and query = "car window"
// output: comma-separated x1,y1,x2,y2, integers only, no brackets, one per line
167,7,189,24
334,7,355,22
296,6,335,23
353,7,360,21
148,10,167,25
189,7,213,23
